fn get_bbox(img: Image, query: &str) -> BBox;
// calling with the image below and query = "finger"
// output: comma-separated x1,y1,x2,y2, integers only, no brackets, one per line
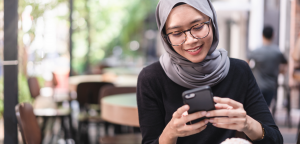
181,111,207,123
173,105,190,118
215,104,233,110
185,125,207,136
212,123,241,131
178,119,208,132
215,103,233,110
209,117,245,124
206,109,246,117
213,97,243,109
172,119,186,129
181,111,188,117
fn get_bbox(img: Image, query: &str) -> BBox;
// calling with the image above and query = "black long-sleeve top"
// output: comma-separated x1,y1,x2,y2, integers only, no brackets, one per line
137,58,283,144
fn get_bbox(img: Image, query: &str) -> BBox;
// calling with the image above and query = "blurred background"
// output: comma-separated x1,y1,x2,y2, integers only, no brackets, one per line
0,0,300,144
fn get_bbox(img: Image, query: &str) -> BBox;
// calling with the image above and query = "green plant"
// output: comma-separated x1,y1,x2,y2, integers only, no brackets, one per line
18,74,33,104
0,73,35,116
72,0,159,74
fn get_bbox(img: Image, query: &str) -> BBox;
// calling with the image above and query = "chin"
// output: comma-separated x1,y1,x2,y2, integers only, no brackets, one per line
188,58,205,63
183,48,209,63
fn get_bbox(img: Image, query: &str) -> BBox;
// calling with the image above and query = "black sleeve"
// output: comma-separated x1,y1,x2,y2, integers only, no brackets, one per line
137,68,165,144
243,62,283,144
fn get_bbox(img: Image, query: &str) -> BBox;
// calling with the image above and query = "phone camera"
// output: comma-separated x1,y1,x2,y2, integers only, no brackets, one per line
185,93,195,99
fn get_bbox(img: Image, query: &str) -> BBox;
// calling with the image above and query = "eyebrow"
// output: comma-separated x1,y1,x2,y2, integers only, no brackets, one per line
166,18,204,31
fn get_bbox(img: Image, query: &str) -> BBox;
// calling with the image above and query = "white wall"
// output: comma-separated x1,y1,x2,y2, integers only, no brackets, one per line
248,0,264,51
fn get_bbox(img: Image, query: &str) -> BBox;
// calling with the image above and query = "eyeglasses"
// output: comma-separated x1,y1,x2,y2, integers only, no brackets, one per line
164,19,211,46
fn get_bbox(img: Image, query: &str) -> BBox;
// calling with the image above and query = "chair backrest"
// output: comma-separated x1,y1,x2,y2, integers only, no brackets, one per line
27,77,40,99
100,86,137,99
15,103,42,144
76,82,114,107
52,72,58,87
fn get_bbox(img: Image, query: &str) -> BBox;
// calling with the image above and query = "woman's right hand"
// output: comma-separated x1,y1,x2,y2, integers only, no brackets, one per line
161,105,208,142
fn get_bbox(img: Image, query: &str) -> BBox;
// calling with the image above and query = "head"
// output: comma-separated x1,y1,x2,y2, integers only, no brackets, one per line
156,0,219,64
262,25,273,41
164,4,214,63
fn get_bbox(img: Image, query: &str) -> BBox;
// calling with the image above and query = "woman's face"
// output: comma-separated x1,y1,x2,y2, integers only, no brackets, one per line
165,4,214,63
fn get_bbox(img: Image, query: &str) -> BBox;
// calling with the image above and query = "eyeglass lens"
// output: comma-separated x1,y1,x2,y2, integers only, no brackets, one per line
168,23,209,46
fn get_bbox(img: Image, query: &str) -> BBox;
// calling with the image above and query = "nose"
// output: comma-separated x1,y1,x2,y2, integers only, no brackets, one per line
184,31,198,45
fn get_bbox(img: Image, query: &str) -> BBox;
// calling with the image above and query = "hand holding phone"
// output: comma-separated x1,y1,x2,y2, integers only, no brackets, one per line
163,105,208,140
182,86,215,123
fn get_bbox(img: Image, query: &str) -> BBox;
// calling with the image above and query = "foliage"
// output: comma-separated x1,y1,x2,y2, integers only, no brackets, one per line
72,0,159,73
18,74,34,104
18,0,68,43
0,0,67,116
0,0,159,114
0,73,46,115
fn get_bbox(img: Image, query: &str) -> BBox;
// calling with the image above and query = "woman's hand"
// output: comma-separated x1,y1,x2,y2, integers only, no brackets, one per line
207,97,248,132
159,105,208,144
169,105,208,137
207,97,263,141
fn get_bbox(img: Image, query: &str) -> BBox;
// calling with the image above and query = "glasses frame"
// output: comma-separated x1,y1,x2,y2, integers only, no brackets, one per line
164,18,211,46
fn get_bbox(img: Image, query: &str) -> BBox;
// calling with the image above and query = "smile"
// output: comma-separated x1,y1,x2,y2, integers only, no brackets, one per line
185,45,203,55
187,47,201,52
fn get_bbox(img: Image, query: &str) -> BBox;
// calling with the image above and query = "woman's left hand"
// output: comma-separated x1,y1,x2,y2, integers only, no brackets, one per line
206,97,249,132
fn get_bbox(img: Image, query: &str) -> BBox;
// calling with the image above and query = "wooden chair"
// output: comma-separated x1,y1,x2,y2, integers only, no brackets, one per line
99,86,137,99
76,82,114,111
76,82,114,143
27,77,41,99
16,103,75,144
15,103,42,144
27,76,74,142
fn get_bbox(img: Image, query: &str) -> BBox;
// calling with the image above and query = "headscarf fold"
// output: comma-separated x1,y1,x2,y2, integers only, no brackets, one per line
156,0,230,88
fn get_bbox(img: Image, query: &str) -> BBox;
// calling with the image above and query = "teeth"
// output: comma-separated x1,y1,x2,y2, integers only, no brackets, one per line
187,47,200,52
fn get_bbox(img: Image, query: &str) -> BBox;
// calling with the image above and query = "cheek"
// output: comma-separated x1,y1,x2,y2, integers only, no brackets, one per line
204,27,214,48
173,45,184,53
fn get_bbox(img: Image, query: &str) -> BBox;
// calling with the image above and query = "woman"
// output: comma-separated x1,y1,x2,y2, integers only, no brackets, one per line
137,0,283,144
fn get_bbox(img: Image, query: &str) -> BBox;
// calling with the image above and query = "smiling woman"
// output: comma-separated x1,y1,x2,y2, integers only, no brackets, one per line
164,4,213,63
137,0,283,144
158,1,230,89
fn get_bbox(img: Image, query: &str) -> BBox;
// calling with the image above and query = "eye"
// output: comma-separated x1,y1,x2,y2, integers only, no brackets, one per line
193,24,204,31
171,31,183,37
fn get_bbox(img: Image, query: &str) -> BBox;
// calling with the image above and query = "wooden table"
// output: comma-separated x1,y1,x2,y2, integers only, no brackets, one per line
101,93,139,127
69,74,138,92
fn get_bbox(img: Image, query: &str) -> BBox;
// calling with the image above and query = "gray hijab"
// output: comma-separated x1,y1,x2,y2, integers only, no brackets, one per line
156,0,230,88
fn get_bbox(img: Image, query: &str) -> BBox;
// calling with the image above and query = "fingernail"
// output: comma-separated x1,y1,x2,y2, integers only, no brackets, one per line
184,105,189,109
206,112,210,117
209,119,214,123
205,119,208,124
213,123,217,126
201,111,207,116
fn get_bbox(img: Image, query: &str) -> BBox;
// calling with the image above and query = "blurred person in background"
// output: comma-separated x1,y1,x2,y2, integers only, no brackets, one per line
247,26,287,106
137,0,283,144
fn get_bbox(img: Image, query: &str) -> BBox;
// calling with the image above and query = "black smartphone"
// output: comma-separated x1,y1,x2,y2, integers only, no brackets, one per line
182,86,215,123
